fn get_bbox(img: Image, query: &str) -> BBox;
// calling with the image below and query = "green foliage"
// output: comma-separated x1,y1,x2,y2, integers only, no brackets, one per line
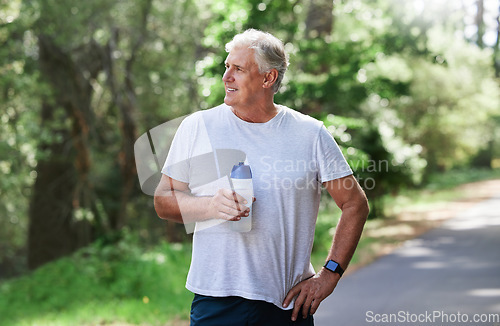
0,1,499,323
321,114,370,165
0,0,43,277
1,0,499,278
0,237,192,325
321,112,421,217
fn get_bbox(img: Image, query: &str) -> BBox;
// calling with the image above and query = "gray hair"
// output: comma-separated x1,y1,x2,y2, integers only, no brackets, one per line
225,29,289,93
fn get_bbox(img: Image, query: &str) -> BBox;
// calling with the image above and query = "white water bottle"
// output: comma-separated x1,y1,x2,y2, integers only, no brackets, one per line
230,161,253,232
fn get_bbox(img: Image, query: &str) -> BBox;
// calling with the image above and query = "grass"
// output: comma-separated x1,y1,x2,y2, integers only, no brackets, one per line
1,168,499,325
0,238,193,325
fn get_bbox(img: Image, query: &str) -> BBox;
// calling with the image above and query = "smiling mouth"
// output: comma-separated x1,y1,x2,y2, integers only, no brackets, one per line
226,87,237,92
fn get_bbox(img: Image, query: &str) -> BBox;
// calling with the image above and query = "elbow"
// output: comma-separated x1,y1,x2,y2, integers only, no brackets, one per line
357,186,370,220
353,193,370,223
153,195,167,220
361,198,370,221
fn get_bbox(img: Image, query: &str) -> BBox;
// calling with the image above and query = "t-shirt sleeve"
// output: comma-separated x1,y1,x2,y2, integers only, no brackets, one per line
161,116,194,183
316,124,353,183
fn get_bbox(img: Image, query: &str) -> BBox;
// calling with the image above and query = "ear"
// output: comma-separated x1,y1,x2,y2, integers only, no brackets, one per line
262,69,278,89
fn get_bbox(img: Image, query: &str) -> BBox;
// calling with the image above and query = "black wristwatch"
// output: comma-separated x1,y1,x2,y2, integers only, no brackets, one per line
323,260,344,277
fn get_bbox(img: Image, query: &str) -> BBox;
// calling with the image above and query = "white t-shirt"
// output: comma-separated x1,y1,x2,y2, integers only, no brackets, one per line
162,104,352,309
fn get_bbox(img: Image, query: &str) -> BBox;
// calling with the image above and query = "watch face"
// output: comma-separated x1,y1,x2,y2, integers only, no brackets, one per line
326,260,339,270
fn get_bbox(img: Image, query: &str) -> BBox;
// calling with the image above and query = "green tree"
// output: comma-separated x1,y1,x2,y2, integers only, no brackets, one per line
1,0,206,271
1,0,499,276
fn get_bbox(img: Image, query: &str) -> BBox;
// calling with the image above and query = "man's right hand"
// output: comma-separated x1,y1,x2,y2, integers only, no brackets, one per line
207,189,249,221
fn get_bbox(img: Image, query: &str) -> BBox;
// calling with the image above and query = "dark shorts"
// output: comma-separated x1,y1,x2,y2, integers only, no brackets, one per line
190,294,314,326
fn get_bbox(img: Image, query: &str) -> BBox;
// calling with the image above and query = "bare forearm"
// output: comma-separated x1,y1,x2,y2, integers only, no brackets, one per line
154,175,249,224
283,177,369,320
154,190,212,224
283,197,368,321
326,200,369,270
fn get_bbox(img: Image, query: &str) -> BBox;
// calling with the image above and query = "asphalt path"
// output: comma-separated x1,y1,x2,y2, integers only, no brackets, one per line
314,192,500,326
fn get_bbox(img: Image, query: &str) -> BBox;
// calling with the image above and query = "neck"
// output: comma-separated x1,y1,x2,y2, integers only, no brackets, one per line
231,102,278,123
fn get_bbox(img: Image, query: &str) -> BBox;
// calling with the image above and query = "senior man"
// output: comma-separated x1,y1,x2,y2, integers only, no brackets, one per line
154,29,369,326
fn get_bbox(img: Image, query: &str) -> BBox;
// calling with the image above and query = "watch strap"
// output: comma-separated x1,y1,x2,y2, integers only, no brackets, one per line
323,259,344,277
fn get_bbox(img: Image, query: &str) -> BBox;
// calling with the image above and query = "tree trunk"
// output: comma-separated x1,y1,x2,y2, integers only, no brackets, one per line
494,0,500,77
28,35,102,269
476,0,485,48
301,0,335,115
103,0,152,231
305,0,334,39
28,100,79,270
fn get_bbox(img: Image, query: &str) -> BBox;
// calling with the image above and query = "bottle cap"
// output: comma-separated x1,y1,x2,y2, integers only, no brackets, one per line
230,161,252,179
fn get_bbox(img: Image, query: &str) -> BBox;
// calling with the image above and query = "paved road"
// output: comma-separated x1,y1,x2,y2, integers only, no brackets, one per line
314,193,500,326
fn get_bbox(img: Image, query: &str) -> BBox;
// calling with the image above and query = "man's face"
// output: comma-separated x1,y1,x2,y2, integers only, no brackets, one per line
222,47,266,109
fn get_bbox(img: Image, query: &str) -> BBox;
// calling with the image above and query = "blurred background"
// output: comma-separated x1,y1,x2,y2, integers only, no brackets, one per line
1,0,499,324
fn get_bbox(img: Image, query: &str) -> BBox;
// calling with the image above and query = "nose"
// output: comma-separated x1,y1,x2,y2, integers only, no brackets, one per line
222,67,234,83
